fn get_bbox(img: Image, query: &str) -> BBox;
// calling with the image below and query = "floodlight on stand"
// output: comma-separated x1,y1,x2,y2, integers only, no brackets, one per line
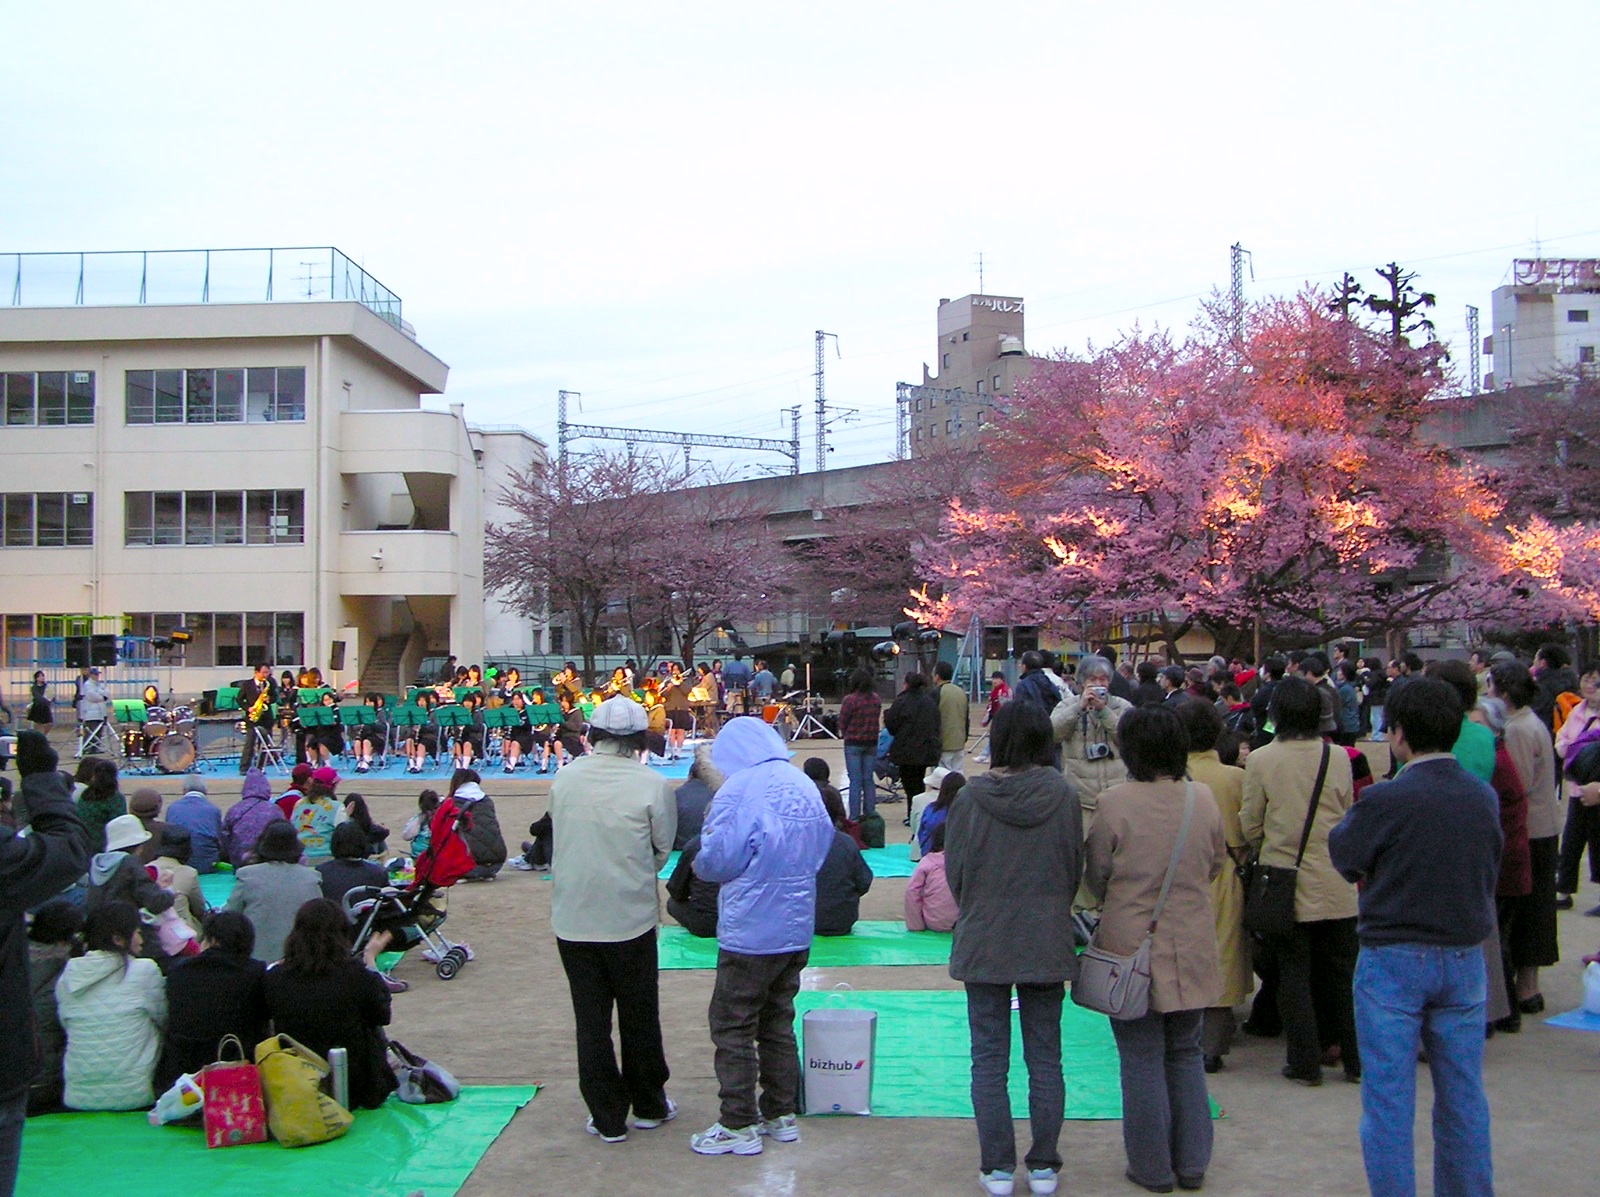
891,620,920,641
170,628,193,644
870,641,900,663
916,629,942,647
152,637,174,651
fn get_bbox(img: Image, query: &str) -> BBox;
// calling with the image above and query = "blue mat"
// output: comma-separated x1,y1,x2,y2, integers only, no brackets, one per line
657,841,916,880
1545,1008,1600,1032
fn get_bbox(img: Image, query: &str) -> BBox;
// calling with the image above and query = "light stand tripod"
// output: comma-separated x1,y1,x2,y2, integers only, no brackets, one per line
791,660,837,740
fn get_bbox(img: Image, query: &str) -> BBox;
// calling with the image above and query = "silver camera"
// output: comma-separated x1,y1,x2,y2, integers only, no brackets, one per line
1084,741,1113,761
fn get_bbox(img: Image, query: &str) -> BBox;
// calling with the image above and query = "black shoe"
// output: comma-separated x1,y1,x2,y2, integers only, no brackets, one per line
1556,894,1575,910
1585,903,1600,917
1125,1170,1174,1194
1518,993,1545,1015
1202,1055,1223,1074
1492,1014,1521,1034
1281,1064,1323,1087
1343,1069,1361,1084
1177,1178,1204,1193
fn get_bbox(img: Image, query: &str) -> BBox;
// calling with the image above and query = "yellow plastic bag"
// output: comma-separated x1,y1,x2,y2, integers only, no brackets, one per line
253,1034,353,1147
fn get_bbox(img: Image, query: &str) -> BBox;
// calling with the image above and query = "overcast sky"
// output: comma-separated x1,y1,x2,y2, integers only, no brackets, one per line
5,2,1597,475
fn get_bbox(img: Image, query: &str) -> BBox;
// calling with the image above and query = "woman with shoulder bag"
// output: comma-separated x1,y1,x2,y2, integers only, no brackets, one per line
1239,676,1360,1085
946,701,1082,1197
1083,705,1227,1194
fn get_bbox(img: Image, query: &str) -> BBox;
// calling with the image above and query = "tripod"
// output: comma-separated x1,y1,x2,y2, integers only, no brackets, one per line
791,661,837,740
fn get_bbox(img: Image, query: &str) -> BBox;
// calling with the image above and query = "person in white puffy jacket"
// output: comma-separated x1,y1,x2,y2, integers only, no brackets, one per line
55,901,167,1111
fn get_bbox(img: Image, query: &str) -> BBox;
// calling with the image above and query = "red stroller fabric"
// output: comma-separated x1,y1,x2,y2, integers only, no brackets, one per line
414,798,476,889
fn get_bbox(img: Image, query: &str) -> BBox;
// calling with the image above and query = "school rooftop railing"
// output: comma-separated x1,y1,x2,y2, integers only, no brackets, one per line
2,247,407,333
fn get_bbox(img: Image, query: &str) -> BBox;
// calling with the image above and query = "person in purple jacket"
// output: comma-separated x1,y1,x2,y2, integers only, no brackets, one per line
689,717,832,1158
219,770,288,870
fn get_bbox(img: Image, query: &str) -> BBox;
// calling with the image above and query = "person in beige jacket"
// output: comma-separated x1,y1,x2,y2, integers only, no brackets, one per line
1051,656,1133,824
1240,676,1360,1085
1085,704,1227,1194
1177,698,1252,1073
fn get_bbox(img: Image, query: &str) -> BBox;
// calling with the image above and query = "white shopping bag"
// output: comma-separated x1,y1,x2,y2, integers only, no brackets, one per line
801,1006,876,1115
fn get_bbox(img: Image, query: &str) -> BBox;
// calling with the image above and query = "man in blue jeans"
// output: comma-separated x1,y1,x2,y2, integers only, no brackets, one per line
1329,678,1502,1197
1,732,92,1197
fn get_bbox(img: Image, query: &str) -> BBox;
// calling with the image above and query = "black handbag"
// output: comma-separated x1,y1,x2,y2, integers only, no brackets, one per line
1241,742,1330,937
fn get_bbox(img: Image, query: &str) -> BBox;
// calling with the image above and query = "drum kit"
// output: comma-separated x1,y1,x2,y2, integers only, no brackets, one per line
124,705,198,773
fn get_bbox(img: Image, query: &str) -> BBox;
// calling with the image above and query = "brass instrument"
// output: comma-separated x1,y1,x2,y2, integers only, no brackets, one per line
247,678,272,723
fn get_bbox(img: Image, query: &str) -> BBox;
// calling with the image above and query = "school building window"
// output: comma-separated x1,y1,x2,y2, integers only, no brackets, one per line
2,492,93,547
2,371,95,426
124,489,305,546
124,366,306,425
124,611,305,668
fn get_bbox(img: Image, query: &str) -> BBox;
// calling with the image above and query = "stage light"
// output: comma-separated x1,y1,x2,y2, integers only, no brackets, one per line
891,620,920,641
170,628,193,644
917,629,942,646
870,641,900,662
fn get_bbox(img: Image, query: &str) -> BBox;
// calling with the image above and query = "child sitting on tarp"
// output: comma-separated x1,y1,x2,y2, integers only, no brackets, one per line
815,787,872,936
905,823,958,932
666,836,720,937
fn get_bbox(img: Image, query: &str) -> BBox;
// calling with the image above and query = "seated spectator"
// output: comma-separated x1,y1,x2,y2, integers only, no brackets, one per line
450,770,507,881
402,789,440,857
291,768,342,864
275,763,315,819
909,766,952,861
665,835,721,938
509,813,553,872
154,911,268,1092
673,759,715,850
815,786,873,936
166,776,223,873
905,822,958,932
126,789,173,866
804,757,863,849
55,902,167,1111
86,815,176,927
918,770,966,858
74,757,126,853
318,822,389,905
150,826,207,935
26,901,82,1114
220,768,287,869
224,822,323,963
342,793,389,858
262,899,397,1110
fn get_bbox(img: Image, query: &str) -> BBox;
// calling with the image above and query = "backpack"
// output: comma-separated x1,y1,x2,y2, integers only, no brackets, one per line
1553,692,1584,735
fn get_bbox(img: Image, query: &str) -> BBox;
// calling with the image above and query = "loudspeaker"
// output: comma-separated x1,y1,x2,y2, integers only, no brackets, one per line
64,636,91,669
1011,625,1039,656
90,633,118,667
797,631,815,664
983,626,1010,660
329,640,346,672
200,689,218,716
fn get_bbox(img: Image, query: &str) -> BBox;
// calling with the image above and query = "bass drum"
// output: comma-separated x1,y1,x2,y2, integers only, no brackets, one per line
155,732,197,774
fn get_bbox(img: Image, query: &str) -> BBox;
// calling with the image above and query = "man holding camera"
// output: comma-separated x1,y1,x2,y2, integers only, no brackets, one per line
1050,656,1132,826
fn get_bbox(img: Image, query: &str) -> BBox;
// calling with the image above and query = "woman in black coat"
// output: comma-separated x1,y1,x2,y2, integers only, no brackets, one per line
884,672,944,801
155,912,268,1091
262,899,396,1109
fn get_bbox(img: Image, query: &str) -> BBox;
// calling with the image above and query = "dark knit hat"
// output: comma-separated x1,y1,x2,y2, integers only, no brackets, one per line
129,788,163,818
16,730,58,777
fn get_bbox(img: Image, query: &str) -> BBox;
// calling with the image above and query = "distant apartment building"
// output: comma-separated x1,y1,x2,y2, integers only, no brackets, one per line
898,293,1031,457
0,247,521,696
1486,258,1600,388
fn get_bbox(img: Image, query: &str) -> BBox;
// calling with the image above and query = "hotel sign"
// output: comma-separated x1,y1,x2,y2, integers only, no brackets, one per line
973,296,1024,313
1513,259,1600,287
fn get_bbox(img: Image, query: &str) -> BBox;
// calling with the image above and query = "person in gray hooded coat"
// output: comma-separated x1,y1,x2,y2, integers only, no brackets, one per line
946,700,1083,1197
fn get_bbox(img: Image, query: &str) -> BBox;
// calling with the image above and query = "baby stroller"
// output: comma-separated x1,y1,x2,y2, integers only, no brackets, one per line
347,795,478,981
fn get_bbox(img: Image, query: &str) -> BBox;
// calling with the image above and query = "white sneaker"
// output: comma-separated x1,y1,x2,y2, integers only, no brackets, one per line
585,1116,626,1143
979,1172,1014,1196
690,1122,762,1156
1027,1169,1059,1195
632,1097,677,1129
756,1113,800,1142
508,858,537,871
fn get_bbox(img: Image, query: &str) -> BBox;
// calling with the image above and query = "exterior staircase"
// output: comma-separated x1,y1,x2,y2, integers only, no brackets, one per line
359,633,411,696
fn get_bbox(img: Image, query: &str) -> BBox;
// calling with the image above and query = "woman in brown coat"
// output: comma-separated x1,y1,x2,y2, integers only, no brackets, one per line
1085,705,1227,1194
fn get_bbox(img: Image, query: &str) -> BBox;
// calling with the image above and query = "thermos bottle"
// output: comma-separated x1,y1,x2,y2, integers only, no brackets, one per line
328,1047,350,1109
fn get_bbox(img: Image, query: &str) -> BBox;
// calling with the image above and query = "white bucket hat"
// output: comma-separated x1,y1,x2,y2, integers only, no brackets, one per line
104,813,152,853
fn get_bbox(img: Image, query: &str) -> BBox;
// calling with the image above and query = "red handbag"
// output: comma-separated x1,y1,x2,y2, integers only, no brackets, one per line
202,1035,269,1148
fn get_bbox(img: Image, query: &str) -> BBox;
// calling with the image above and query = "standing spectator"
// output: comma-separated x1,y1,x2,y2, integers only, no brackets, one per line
1158,665,1189,707
837,669,883,819
219,769,287,869
1329,677,1502,1197
224,822,322,963
166,776,223,873
1240,676,1360,1084
1334,661,1362,747
1177,699,1252,1073
1530,642,1581,732
1086,705,1227,1194
76,667,111,747
549,696,677,1144
748,660,777,704
55,902,167,1111
1050,656,1133,826
1099,645,1136,703
673,757,715,850
1554,663,1600,913
1012,651,1061,715
1471,696,1532,1033
1488,661,1560,1016
3,731,92,1189
721,652,753,713
813,786,872,936
904,822,958,933
884,673,942,805
946,700,1082,1197
1248,655,1287,749
935,660,971,773
689,717,832,1157
25,670,53,733
1364,656,1390,739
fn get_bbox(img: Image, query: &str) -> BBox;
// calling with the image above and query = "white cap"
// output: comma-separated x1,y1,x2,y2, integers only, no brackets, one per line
589,695,648,734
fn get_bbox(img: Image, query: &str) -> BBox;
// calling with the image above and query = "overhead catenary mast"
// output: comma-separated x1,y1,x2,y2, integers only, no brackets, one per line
814,330,839,472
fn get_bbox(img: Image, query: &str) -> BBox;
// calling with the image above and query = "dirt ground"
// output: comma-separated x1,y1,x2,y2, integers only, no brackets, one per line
84,733,1600,1197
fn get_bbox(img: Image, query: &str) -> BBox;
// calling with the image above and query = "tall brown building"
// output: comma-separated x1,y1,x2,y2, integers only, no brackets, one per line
898,293,1031,457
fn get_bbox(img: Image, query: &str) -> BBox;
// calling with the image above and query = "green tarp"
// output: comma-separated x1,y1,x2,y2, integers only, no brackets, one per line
658,920,950,970
17,1085,536,1197
656,841,917,881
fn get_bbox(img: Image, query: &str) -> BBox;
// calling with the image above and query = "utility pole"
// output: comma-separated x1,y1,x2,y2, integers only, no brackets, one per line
557,389,580,476
814,330,838,472
1465,305,1482,395
1230,243,1253,347
787,406,802,472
